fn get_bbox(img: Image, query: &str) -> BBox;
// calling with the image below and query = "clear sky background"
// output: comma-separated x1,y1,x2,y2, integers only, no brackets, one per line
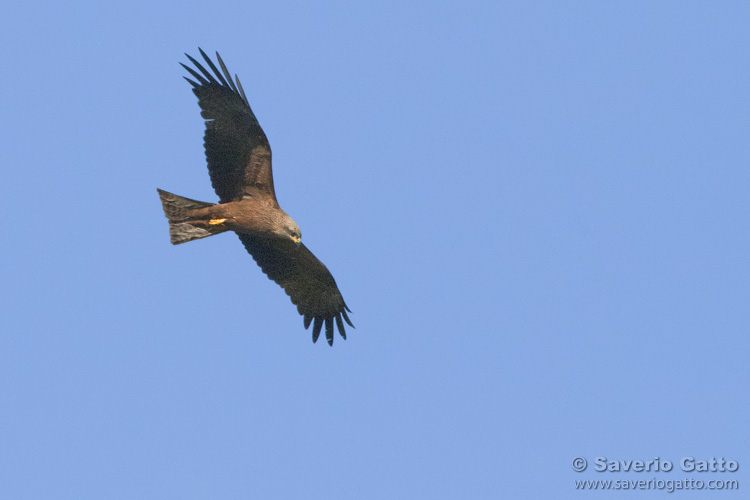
1,1,748,498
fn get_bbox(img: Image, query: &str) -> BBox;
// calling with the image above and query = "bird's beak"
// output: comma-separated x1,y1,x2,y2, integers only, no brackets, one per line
291,235,301,247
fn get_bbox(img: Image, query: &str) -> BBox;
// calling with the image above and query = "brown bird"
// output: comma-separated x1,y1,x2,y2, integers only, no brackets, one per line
157,49,353,345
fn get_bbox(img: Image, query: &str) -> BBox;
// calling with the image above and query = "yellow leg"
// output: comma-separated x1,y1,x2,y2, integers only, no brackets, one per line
209,218,227,225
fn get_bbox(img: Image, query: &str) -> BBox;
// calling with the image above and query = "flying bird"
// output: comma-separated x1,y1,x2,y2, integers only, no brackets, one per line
157,49,353,345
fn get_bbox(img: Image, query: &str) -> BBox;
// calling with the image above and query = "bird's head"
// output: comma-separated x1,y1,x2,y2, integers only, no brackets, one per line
279,213,302,247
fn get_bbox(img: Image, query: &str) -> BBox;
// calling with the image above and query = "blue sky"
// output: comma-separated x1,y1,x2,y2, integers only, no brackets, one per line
1,1,748,498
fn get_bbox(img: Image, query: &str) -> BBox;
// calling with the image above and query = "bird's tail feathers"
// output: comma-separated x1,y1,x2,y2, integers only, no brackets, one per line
157,188,220,245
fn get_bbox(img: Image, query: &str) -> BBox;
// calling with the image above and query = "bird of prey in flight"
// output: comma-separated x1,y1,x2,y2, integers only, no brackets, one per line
157,49,353,345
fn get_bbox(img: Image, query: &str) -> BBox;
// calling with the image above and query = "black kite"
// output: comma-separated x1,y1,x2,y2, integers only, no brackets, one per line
157,49,353,345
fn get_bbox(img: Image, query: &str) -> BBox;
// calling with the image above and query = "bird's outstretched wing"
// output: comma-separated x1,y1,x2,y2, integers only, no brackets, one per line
238,234,354,345
182,49,276,203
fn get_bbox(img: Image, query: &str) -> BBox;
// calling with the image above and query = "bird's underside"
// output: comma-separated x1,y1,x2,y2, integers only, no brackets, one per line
157,49,353,346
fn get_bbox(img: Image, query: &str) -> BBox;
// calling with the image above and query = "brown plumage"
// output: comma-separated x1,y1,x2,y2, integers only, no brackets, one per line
157,49,353,345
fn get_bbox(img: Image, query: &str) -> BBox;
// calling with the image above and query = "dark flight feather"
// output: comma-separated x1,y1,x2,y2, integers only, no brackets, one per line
185,53,218,84
180,63,209,86
198,48,229,88
215,52,240,94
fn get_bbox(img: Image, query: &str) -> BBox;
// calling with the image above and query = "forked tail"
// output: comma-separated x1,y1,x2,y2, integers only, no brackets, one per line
157,188,219,245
